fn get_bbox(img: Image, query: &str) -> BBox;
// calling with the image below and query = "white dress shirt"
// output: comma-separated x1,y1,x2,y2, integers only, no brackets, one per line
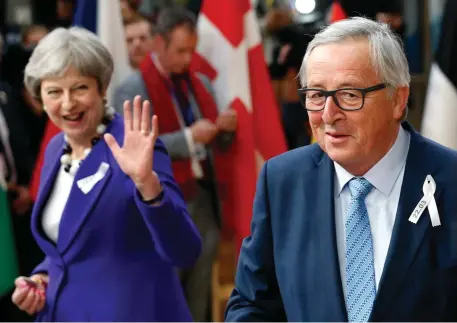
42,162,77,242
334,126,410,297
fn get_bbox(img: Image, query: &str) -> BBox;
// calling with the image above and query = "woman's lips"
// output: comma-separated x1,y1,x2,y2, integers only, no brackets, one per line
63,112,84,121
63,112,85,127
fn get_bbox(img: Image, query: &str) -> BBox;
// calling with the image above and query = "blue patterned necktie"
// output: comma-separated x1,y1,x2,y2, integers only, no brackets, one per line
345,177,376,322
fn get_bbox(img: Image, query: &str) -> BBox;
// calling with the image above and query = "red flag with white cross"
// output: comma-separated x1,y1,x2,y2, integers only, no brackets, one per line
191,0,287,250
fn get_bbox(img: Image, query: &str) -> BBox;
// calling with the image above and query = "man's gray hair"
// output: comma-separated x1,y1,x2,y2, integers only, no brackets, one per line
24,27,114,100
299,17,410,89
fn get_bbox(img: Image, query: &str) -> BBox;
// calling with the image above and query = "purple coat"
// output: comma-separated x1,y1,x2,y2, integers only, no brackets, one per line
30,114,201,321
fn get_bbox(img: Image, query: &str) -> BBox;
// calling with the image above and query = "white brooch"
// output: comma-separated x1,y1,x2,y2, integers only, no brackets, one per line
408,175,441,227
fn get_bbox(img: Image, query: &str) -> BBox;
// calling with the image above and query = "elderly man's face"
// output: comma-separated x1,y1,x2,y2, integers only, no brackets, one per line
306,39,407,175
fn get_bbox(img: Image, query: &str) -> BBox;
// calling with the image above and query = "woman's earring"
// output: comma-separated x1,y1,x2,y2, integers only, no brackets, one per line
43,105,47,112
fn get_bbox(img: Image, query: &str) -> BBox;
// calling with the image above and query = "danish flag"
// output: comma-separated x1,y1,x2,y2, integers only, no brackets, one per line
191,0,287,249
330,0,348,23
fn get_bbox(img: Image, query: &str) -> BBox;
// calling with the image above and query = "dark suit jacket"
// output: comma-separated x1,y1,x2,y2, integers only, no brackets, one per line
0,82,35,185
31,114,202,321
225,122,457,321
1,45,48,178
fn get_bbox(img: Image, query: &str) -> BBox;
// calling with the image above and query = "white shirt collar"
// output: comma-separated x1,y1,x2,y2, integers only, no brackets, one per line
334,126,410,197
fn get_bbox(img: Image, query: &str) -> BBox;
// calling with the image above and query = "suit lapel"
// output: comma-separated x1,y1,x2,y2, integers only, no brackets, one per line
370,127,441,320
56,139,112,254
310,150,348,321
31,135,63,257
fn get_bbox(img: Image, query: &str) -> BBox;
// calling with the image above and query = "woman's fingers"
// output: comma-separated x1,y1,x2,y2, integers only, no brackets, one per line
141,100,151,134
14,276,29,287
26,291,41,315
150,115,159,141
123,96,154,134
123,100,132,132
30,273,49,286
123,97,156,136
12,276,47,315
18,289,36,311
133,95,142,131
36,292,46,312
12,285,29,306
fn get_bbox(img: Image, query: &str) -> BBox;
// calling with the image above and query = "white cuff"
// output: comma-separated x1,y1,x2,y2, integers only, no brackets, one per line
184,128,204,179
184,128,197,156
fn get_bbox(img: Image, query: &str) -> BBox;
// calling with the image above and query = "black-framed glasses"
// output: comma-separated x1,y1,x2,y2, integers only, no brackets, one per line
297,83,387,111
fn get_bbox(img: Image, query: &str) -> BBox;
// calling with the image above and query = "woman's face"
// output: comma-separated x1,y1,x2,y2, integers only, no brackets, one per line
40,66,106,144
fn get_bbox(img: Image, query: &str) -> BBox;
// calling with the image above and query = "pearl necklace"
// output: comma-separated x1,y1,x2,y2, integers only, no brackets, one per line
60,106,116,175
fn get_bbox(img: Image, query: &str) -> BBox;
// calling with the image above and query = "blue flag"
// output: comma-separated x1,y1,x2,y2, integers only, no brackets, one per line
73,0,97,32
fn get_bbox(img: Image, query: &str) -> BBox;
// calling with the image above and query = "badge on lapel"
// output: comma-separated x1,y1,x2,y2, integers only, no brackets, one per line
76,162,110,194
408,175,441,227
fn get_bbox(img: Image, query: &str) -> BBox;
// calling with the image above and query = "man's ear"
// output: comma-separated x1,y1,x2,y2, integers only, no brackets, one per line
393,86,410,120
154,35,166,51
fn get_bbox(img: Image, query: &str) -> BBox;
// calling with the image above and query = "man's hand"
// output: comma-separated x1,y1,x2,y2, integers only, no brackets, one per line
278,44,292,65
190,119,219,144
216,109,237,132
8,183,32,215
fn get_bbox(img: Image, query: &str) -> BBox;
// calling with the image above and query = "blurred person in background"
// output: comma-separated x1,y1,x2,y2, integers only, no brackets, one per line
258,0,313,150
1,25,49,168
137,0,179,20
29,0,74,29
137,0,203,20
120,0,143,22
55,0,75,28
0,33,36,323
11,26,201,321
115,7,237,321
331,0,404,35
124,14,156,69
0,25,48,310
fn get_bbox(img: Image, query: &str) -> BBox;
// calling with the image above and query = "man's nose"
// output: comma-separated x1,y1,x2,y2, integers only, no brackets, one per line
321,95,341,124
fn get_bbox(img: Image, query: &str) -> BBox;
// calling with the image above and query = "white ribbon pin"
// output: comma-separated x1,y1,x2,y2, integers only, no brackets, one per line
408,175,441,227
77,162,110,194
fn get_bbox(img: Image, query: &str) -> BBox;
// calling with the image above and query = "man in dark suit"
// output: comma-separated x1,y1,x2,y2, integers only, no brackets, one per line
225,17,457,322
0,34,44,322
1,25,49,177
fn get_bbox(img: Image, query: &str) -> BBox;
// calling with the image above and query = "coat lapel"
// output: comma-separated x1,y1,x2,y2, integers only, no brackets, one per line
370,125,442,320
56,138,113,254
310,149,348,321
31,135,64,257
